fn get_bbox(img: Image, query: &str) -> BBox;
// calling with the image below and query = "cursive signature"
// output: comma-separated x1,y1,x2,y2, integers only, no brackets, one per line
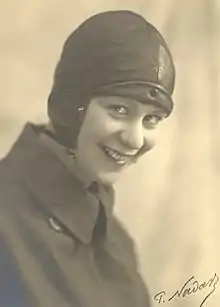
154,273,219,306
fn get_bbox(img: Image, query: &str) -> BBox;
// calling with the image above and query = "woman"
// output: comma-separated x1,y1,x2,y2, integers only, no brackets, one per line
0,10,175,307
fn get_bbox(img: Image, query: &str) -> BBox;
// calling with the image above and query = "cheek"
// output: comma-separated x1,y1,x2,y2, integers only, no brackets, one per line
142,129,161,153
77,117,117,157
89,117,120,144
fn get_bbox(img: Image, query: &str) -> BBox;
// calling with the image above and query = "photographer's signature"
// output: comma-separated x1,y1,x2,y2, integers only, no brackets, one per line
154,273,219,307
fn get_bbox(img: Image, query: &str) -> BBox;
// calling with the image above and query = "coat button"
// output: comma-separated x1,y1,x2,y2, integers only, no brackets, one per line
48,217,63,233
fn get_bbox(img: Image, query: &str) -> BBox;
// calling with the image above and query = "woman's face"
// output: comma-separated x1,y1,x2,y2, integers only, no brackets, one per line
75,96,167,186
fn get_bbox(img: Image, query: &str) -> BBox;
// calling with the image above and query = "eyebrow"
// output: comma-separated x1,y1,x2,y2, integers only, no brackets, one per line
139,100,168,116
97,97,168,116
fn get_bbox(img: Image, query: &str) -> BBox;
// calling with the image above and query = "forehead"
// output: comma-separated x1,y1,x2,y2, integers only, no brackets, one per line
92,96,167,115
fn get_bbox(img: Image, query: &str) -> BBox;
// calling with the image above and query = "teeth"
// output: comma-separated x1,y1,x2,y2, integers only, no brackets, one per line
104,147,128,164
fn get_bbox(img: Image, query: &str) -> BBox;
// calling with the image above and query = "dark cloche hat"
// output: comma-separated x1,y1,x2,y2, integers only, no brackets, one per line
48,10,176,148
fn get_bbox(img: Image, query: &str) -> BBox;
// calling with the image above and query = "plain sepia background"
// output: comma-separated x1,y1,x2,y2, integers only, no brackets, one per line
1,1,220,306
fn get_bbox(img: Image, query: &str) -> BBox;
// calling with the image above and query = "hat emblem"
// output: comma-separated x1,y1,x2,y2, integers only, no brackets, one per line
157,44,171,83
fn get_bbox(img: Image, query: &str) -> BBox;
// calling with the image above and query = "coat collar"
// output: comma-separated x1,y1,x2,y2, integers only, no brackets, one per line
5,123,114,244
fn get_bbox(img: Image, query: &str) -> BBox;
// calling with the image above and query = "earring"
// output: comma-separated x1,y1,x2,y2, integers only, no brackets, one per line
77,106,85,122
78,106,84,112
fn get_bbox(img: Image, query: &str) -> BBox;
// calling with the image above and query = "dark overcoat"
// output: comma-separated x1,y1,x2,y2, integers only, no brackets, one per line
0,123,150,307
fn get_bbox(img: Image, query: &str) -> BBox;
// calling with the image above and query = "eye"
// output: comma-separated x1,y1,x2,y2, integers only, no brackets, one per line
108,105,129,117
143,114,163,128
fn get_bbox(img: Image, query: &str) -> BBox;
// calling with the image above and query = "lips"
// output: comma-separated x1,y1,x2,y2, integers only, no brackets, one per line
101,145,136,166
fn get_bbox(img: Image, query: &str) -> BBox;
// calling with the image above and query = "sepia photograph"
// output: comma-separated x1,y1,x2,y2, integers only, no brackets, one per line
0,1,219,306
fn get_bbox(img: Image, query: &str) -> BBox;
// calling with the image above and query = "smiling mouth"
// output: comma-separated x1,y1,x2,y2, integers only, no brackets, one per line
101,145,137,166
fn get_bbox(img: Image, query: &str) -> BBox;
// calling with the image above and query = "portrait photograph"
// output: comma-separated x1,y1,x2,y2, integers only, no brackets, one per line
0,1,219,307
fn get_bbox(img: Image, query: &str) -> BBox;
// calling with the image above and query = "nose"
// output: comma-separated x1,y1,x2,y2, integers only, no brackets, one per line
120,121,155,152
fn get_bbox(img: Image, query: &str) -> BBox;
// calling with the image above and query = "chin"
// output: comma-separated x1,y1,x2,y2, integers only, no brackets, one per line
96,171,121,186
